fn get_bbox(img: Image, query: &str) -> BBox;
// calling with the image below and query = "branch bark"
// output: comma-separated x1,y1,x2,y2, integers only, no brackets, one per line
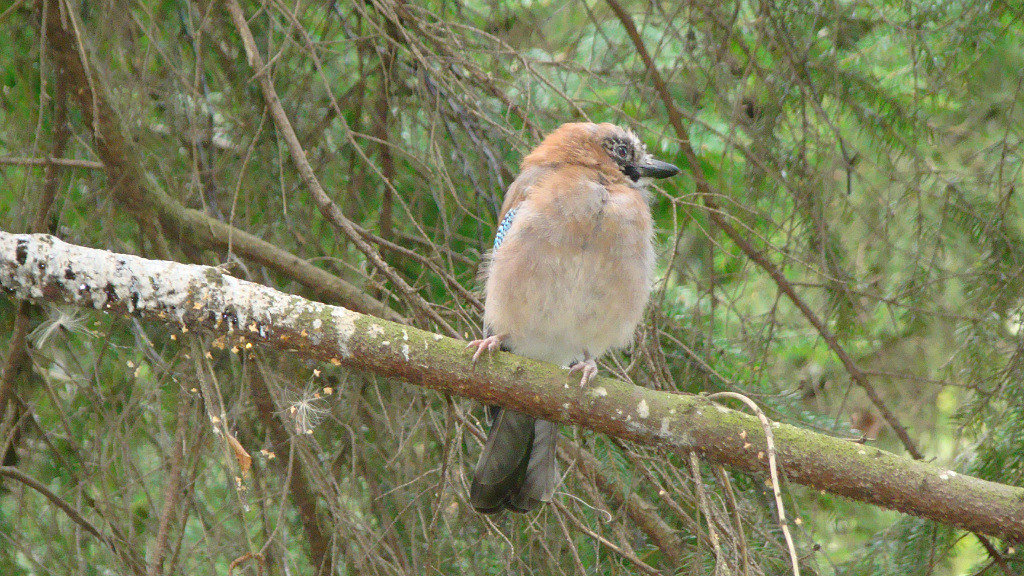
2,231,1022,541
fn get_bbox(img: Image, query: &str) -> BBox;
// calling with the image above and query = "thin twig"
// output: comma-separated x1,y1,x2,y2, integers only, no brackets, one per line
560,442,688,568
713,465,751,576
554,501,664,576
689,452,727,573
0,156,103,169
552,507,588,576
0,466,124,558
975,533,1018,576
148,389,190,576
708,392,800,576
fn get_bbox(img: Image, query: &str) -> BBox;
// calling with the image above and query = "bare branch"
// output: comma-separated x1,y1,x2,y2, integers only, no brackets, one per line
0,465,145,574
0,156,103,170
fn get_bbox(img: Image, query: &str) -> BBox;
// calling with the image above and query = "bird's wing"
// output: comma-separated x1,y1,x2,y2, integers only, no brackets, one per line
492,165,550,250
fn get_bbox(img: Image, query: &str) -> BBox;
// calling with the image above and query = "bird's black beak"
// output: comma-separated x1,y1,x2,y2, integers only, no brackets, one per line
637,159,681,179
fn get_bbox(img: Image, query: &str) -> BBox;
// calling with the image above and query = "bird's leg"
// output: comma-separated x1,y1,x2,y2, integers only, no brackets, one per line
568,350,599,387
467,333,508,363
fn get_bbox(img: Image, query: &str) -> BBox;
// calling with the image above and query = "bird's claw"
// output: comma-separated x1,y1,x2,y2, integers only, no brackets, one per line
568,358,599,387
468,335,504,363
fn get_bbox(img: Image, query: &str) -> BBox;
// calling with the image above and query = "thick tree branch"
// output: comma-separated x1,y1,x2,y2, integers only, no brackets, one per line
1,231,1022,540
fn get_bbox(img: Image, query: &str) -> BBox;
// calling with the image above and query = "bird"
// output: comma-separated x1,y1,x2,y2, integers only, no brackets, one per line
468,122,680,513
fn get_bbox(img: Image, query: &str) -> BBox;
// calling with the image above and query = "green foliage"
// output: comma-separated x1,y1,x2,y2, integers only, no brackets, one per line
0,0,1022,574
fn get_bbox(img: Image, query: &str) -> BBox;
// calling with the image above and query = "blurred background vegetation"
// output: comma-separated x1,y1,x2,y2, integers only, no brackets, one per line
1,0,1022,574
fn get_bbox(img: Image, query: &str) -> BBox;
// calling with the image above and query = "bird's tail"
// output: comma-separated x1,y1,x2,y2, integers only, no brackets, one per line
470,408,559,514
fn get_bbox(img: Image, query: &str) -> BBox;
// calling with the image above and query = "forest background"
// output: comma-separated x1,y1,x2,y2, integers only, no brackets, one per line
1,0,1023,574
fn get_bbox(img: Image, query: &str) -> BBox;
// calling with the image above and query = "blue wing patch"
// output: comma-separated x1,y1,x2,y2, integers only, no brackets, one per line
493,207,519,250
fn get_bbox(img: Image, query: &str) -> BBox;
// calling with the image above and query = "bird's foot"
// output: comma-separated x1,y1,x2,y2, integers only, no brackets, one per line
568,358,599,387
467,334,506,363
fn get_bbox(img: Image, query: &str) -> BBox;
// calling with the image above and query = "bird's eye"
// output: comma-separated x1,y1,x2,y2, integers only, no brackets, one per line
615,144,629,159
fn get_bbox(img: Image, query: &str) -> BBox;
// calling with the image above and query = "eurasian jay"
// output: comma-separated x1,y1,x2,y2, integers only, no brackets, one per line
469,122,680,513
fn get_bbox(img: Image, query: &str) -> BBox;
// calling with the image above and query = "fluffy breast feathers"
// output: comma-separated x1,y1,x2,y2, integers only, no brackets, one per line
483,162,654,366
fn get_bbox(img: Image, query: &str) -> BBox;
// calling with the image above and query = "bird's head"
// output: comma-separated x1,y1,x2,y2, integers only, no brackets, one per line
522,122,680,187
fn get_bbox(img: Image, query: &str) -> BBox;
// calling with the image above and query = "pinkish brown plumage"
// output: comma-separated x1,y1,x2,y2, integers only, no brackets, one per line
468,122,679,514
